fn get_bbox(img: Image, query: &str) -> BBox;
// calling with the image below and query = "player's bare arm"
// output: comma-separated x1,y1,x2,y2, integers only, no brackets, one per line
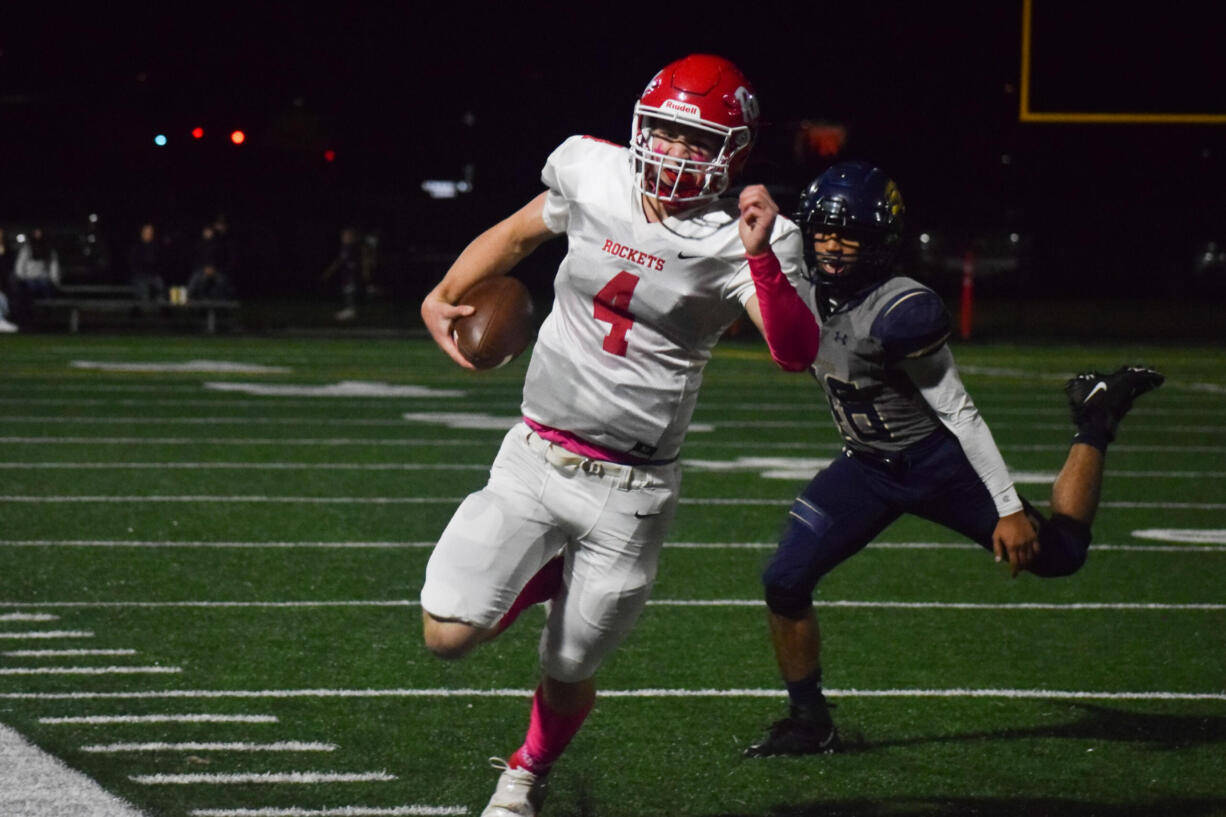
744,295,765,334
738,184,779,257
993,510,1039,577
421,191,557,368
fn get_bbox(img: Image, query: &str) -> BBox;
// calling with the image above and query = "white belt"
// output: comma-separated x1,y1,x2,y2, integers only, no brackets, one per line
523,428,635,487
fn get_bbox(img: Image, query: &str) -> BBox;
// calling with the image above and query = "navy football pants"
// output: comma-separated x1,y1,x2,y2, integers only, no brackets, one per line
763,432,1089,617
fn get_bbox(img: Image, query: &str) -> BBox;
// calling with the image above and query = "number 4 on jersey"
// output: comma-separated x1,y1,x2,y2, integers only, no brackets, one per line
594,271,639,356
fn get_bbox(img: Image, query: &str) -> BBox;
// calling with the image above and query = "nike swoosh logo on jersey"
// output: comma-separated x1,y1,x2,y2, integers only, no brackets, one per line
1086,382,1108,402
634,510,663,519
677,251,702,259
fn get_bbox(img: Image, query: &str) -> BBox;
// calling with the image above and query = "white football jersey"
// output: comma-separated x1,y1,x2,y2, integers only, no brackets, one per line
522,134,804,461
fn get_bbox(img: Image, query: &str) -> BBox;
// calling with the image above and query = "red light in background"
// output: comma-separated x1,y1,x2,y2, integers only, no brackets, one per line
798,120,847,159
230,130,246,145
191,127,204,139
324,149,336,162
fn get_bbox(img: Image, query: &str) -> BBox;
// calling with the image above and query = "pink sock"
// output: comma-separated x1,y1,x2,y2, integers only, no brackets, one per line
496,556,563,634
510,684,593,776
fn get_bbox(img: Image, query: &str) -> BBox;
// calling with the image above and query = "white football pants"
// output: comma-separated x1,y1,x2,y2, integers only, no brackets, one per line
421,422,681,682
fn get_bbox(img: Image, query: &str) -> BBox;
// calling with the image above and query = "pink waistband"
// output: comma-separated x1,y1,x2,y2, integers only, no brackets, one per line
523,417,647,465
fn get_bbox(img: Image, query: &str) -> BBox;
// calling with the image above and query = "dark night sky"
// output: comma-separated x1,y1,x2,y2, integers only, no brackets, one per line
2,2,1223,298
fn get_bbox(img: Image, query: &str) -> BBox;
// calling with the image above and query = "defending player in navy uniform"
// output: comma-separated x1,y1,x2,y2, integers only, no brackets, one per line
418,54,807,815
737,160,1165,757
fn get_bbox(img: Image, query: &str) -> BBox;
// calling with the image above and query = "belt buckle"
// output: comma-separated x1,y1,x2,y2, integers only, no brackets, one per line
849,446,907,476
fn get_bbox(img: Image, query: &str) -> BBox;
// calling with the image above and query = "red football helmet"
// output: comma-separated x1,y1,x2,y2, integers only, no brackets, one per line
631,54,760,204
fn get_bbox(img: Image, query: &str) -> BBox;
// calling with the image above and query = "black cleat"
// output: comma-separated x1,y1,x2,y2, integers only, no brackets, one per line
1064,365,1164,442
744,703,841,757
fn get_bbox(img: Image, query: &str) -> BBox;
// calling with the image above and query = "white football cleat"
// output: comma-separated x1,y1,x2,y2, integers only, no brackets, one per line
0,317,17,333
480,756,547,817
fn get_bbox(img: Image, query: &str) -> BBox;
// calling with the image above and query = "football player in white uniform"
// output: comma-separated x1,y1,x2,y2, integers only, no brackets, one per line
736,160,1164,757
418,54,811,816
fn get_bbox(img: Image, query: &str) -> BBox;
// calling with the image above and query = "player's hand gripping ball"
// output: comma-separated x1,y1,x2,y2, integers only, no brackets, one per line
452,276,535,370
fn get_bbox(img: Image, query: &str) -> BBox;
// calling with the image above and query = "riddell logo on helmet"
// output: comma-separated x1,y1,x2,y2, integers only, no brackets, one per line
662,99,701,117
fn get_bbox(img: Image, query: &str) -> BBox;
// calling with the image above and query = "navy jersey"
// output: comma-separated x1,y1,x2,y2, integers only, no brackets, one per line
812,276,951,454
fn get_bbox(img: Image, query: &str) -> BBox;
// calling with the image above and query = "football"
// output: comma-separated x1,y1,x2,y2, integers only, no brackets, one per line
451,276,535,370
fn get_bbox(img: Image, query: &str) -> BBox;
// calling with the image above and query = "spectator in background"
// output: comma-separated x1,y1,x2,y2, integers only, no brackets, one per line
186,224,234,300
320,226,374,321
11,227,61,316
187,263,232,300
0,226,12,283
0,226,15,331
211,213,239,282
128,222,167,303
0,227,15,332
0,290,15,332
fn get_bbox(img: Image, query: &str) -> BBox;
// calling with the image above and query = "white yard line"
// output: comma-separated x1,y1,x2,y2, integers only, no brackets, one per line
19,414,1216,434
0,666,180,675
0,462,487,471
42,714,278,725
0,417,446,427
652,600,1226,610
0,496,466,504
0,398,459,407
0,462,1221,479
191,807,467,817
0,495,473,502
5,649,136,657
1,686,1221,702
0,540,434,548
680,498,1226,510
0,437,492,447
131,771,395,785
3,538,1224,552
191,808,466,817
0,601,420,609
701,420,1225,433
82,741,335,753
69,361,292,374
1,436,1222,453
0,630,93,639
668,541,1226,552
1133,528,1226,545
1,495,1224,510
0,394,472,405
0,598,1221,611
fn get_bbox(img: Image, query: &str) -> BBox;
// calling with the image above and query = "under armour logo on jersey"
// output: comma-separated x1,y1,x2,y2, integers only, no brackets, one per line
832,331,849,345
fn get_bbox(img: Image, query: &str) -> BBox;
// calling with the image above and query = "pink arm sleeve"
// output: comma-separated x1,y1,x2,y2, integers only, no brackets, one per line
747,250,819,371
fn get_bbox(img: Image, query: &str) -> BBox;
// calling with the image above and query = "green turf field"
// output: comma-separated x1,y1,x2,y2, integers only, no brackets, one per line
1,333,1223,817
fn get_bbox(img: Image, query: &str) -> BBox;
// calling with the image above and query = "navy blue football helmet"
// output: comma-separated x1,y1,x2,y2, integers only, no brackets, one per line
795,160,905,296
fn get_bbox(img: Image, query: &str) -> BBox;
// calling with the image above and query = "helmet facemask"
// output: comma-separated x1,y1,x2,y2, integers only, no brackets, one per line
803,218,893,293
631,109,751,204
811,229,867,285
